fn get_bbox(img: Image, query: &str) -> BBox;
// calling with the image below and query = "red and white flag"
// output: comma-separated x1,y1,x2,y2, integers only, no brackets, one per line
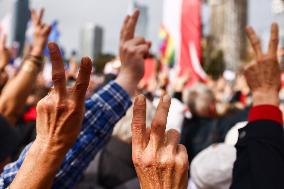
162,0,207,86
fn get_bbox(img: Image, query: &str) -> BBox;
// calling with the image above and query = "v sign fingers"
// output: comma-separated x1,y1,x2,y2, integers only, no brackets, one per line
132,95,189,189
124,10,140,41
244,23,281,106
36,42,92,156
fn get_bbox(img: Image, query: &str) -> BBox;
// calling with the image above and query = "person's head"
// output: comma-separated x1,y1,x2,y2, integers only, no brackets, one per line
183,83,216,117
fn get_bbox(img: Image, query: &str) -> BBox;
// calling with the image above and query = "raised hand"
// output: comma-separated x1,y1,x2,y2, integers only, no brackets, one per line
0,10,51,124
35,42,92,153
116,10,151,96
132,95,189,189
245,23,281,106
30,8,51,57
8,42,92,189
0,35,10,70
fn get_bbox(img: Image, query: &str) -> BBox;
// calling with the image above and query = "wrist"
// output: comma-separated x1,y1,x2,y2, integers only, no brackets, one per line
115,70,141,96
33,138,67,162
252,90,280,106
29,140,65,174
31,46,44,57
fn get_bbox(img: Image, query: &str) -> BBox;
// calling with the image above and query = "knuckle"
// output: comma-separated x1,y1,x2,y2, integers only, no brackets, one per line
122,44,128,52
161,158,175,169
74,82,88,92
132,155,142,166
128,48,136,55
175,158,189,172
36,99,52,113
52,72,65,82
151,118,165,128
167,129,180,137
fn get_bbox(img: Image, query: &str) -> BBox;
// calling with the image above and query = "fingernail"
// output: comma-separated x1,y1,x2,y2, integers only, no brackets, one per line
135,94,145,105
163,95,171,103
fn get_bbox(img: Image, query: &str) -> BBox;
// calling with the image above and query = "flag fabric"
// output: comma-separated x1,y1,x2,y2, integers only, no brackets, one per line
159,25,175,68
161,0,207,86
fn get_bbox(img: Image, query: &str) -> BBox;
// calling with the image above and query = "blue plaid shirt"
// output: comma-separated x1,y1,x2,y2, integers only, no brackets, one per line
0,81,132,189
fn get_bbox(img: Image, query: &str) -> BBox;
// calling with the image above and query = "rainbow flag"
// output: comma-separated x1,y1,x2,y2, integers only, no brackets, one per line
159,25,175,68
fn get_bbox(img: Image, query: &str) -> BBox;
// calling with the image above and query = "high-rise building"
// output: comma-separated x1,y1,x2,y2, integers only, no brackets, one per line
127,0,149,38
209,0,247,70
134,2,149,38
12,0,30,55
80,24,104,58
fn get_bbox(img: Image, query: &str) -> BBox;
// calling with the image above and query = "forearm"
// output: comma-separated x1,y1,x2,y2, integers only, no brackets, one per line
115,70,140,97
0,59,40,124
9,141,64,189
252,90,280,107
0,81,132,189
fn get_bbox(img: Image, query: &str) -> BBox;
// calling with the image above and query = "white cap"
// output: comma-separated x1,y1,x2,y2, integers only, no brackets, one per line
190,143,236,189
225,121,247,146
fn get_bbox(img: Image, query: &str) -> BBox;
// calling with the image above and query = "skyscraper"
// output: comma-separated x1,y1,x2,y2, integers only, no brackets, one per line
209,0,247,70
134,2,149,38
12,0,30,55
80,24,104,58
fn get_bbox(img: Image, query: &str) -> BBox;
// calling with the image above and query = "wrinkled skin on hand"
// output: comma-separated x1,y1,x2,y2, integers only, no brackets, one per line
35,42,92,155
132,95,189,189
245,23,281,106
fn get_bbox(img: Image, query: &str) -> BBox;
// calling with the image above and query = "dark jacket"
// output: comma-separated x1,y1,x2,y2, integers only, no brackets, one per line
75,137,139,189
180,108,249,163
230,120,284,189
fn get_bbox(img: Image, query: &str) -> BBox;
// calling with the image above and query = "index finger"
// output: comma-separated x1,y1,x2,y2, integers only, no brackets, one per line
132,95,147,151
124,10,140,41
246,26,263,58
120,15,130,43
268,23,279,57
48,42,67,99
72,57,92,104
31,8,44,25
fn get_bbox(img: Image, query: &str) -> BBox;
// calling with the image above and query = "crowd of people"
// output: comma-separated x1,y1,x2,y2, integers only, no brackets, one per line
0,7,283,189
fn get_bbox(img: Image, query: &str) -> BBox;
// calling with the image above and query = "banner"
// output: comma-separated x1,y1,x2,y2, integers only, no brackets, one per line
160,0,207,86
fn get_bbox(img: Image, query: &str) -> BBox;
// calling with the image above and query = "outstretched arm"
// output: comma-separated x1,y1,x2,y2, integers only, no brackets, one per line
8,43,92,189
0,9,51,125
230,23,284,189
115,10,151,96
0,10,151,189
